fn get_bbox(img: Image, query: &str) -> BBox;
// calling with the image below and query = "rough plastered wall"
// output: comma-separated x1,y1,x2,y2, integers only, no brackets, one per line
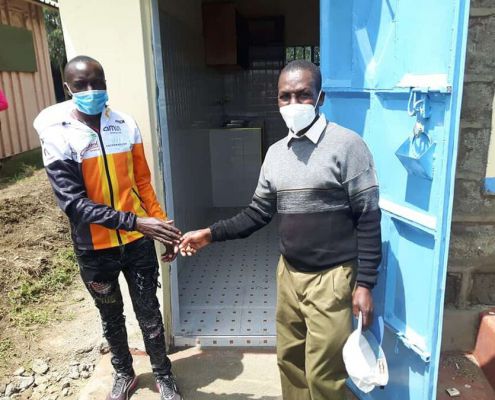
446,2,495,312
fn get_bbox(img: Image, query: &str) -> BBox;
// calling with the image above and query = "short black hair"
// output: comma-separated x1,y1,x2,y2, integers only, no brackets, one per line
64,55,103,81
280,60,322,92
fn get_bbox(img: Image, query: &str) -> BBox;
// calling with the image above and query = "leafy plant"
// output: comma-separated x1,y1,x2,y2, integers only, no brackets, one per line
43,9,67,87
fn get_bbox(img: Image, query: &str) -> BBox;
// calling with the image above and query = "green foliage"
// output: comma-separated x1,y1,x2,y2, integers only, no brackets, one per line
8,248,78,327
43,9,66,68
12,309,51,326
0,338,13,366
0,148,44,188
0,163,37,188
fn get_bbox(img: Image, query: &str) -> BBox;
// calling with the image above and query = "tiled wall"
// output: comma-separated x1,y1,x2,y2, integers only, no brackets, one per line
159,7,289,235
159,11,224,233
223,68,287,151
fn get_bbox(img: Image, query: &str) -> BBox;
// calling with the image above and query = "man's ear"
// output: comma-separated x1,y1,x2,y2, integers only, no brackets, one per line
318,91,325,106
63,82,72,98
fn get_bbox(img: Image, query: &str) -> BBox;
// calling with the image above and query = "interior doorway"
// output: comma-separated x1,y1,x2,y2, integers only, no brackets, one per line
155,0,319,346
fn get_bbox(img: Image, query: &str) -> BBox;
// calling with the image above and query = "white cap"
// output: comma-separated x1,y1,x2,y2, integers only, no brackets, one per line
342,312,389,393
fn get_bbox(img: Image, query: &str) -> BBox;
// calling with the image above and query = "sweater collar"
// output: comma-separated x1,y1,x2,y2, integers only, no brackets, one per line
287,113,327,146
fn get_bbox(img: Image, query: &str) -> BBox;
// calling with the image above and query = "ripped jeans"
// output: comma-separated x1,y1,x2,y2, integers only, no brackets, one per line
76,237,172,377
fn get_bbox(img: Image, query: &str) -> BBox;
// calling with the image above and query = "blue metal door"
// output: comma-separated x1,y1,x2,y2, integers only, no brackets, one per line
319,1,470,399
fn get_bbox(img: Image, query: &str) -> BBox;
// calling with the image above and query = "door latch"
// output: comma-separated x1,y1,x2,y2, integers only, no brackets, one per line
407,90,431,119
396,89,436,180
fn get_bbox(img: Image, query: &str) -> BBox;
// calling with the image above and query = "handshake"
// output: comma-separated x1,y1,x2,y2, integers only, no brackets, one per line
135,216,212,262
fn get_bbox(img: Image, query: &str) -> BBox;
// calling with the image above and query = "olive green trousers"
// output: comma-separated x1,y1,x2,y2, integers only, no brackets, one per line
276,256,356,400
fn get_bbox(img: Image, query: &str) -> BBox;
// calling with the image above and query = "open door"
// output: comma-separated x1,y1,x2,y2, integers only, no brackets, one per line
319,1,470,399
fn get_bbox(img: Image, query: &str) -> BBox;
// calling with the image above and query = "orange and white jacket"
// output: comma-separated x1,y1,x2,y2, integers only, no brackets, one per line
34,101,166,251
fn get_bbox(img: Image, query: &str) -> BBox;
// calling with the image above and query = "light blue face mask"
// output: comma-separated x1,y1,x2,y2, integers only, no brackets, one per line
67,87,108,115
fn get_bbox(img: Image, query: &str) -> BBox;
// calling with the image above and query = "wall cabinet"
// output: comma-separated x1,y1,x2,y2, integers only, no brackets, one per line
203,2,241,66
203,3,284,68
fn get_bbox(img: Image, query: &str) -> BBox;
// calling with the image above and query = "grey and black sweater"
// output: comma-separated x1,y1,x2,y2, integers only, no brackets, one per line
210,114,382,289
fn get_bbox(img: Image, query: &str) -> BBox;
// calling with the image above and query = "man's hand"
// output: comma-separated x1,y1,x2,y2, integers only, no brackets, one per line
135,217,181,246
161,243,179,263
179,228,212,256
352,286,374,329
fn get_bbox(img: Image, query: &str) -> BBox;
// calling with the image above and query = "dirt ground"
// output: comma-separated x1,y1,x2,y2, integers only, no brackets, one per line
0,169,102,399
0,169,70,332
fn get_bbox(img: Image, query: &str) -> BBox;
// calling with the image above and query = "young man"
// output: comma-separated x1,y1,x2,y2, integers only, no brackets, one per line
34,56,182,400
180,60,382,400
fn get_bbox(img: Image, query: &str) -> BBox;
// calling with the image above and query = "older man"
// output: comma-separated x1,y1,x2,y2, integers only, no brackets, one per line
180,60,382,400
34,56,182,400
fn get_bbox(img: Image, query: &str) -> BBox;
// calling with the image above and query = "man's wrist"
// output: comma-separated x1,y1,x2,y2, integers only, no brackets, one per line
205,228,213,243
356,270,377,290
356,283,372,291
209,223,224,242
134,215,144,231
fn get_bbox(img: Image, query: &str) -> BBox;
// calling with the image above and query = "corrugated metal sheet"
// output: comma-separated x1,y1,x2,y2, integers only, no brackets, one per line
29,0,58,9
0,0,55,159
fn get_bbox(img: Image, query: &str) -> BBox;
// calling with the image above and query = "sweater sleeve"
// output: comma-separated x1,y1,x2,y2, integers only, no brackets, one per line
210,160,277,241
341,135,382,289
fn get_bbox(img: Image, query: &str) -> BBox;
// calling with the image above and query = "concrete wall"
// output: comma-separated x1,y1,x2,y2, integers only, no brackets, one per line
0,0,55,159
443,0,495,351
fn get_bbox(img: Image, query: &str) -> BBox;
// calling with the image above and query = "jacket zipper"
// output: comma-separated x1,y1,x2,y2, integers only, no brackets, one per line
95,129,123,246
132,188,148,213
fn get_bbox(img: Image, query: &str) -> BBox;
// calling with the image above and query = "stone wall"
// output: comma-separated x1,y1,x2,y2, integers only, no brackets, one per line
447,1,495,310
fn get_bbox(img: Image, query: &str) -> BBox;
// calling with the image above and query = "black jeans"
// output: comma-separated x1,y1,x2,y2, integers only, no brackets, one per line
76,237,172,377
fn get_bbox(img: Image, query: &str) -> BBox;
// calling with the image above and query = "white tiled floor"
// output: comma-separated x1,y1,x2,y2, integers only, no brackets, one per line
177,209,279,344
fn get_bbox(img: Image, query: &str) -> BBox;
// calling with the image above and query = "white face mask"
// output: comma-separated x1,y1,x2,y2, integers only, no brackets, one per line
279,90,322,133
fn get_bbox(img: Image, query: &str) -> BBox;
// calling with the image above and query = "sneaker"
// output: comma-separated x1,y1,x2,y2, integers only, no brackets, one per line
106,372,138,400
156,374,182,400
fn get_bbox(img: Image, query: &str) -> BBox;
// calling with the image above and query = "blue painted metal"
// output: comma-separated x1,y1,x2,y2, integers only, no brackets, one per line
485,177,495,195
395,130,436,181
320,1,470,399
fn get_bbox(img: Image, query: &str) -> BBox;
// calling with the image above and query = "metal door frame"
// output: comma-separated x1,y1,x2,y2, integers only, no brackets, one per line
150,0,181,343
